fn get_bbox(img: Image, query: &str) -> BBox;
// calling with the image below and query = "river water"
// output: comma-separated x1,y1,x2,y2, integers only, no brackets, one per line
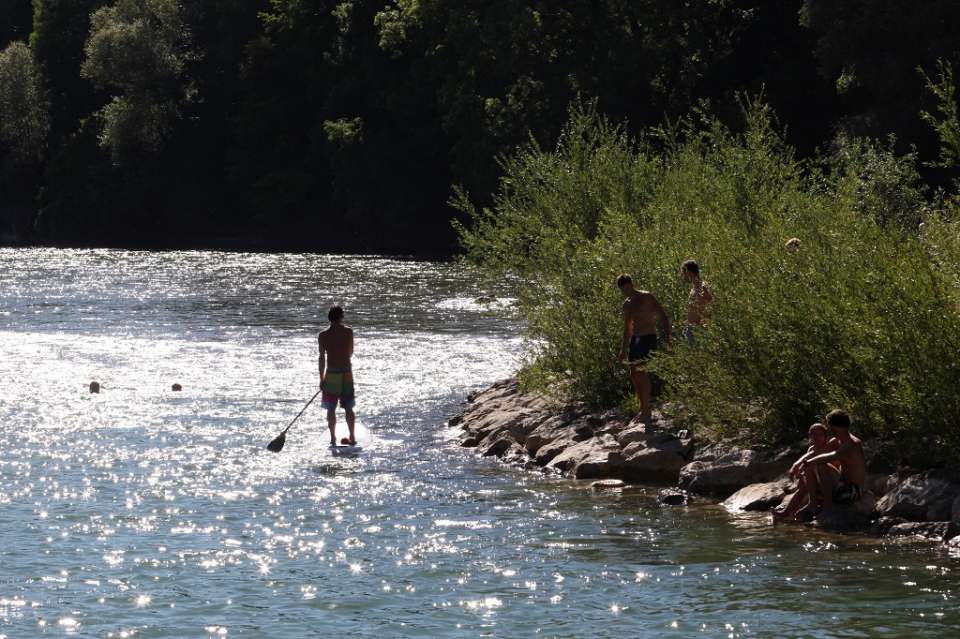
0,248,957,638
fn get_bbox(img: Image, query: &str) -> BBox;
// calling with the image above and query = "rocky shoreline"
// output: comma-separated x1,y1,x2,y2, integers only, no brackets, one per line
451,379,960,546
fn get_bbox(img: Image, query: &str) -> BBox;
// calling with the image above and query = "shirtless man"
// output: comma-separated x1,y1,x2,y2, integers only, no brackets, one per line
681,260,712,347
798,409,866,516
773,423,833,522
616,274,671,424
318,306,356,446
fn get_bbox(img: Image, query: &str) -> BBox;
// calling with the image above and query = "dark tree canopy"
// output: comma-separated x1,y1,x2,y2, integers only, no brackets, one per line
0,0,957,252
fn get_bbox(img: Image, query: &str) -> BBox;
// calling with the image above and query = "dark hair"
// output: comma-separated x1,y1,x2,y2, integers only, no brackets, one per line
616,273,632,288
808,423,827,437
825,409,851,429
328,306,344,322
681,260,699,276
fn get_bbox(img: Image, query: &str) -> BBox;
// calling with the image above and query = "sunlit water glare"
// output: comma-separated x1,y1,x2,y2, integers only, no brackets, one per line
0,248,958,638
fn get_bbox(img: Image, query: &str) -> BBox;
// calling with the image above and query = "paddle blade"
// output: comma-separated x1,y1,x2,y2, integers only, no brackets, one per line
266,431,287,452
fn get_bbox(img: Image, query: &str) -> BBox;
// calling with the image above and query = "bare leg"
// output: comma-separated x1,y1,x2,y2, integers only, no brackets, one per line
795,467,822,519
345,408,356,445
326,408,337,445
774,483,809,522
629,365,652,422
814,464,840,512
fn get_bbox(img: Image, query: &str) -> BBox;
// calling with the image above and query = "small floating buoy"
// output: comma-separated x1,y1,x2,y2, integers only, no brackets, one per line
171,383,182,392
89,381,100,394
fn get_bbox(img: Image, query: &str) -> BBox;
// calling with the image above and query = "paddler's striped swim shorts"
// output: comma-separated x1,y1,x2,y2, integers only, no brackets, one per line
321,369,355,410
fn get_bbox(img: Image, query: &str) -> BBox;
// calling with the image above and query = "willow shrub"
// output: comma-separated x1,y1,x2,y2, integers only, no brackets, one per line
456,102,960,457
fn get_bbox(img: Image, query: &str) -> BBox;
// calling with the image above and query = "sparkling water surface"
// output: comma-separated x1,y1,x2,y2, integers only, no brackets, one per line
0,248,958,638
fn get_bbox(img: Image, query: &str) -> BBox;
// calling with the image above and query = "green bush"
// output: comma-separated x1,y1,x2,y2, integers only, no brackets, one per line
457,101,960,460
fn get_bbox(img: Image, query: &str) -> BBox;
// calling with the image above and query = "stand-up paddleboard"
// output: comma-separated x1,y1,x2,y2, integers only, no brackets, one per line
329,443,363,456
329,421,369,456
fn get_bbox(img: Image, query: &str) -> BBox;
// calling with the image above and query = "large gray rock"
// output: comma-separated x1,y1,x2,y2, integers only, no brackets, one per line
678,447,795,498
886,521,949,539
875,471,960,522
546,436,624,479
478,433,517,457
812,507,871,532
723,479,794,512
591,479,626,491
533,434,584,466
946,495,960,541
617,441,687,483
524,414,592,455
657,488,691,506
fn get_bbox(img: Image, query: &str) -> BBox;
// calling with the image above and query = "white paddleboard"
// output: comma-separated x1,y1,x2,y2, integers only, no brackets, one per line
328,421,369,455
329,444,363,456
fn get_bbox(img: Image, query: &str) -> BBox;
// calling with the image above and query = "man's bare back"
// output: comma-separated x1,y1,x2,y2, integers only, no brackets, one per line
827,433,866,488
319,323,353,371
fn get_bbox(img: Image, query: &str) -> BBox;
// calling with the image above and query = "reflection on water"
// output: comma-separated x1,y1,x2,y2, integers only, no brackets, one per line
0,248,958,638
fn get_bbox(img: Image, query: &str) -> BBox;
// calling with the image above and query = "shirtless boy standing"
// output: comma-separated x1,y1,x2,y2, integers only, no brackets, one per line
681,260,712,347
798,409,866,516
319,306,356,446
616,274,671,424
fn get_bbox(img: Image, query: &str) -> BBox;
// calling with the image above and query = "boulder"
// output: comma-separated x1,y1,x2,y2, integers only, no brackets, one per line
524,413,592,455
946,495,960,541
886,521,949,539
617,442,687,483
501,443,530,466
591,479,625,491
678,447,795,498
478,434,517,458
811,507,871,532
866,473,897,498
875,471,960,522
723,479,794,512
870,516,909,536
534,434,585,466
657,488,691,506
546,436,624,479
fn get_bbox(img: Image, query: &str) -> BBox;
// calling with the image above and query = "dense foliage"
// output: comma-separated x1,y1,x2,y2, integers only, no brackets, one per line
458,101,960,461
1,1,958,251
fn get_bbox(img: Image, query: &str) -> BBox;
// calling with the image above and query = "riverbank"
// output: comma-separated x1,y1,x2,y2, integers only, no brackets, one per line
452,379,960,546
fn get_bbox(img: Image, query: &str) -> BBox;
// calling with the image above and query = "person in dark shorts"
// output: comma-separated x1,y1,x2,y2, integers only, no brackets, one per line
616,274,671,424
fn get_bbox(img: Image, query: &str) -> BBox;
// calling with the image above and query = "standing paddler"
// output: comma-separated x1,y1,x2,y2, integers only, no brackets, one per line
318,305,356,446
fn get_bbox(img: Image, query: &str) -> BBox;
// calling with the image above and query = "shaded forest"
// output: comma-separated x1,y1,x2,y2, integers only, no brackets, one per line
1,1,959,254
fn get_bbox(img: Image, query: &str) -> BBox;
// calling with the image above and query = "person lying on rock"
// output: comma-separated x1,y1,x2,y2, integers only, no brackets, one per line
796,409,866,519
773,423,833,522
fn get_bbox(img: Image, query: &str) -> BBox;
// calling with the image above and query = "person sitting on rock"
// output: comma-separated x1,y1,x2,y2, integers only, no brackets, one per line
773,423,833,522
796,409,866,518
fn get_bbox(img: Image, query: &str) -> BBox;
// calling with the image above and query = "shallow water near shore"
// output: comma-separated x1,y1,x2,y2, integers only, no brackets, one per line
1,248,958,638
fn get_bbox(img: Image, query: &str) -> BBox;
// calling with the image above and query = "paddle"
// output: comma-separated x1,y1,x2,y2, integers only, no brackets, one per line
266,389,321,452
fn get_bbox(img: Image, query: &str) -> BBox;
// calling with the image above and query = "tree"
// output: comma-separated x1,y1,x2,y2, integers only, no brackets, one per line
801,0,960,159
0,1,33,48
30,0,107,142
81,0,196,159
0,41,49,165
